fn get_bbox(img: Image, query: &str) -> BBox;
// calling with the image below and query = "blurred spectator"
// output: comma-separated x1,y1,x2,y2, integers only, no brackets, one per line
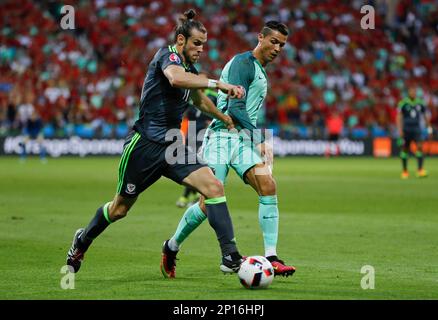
0,0,437,139
19,108,47,162
325,109,344,157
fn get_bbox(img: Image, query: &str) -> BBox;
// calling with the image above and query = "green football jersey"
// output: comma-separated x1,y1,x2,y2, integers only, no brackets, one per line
208,51,268,138
397,97,426,130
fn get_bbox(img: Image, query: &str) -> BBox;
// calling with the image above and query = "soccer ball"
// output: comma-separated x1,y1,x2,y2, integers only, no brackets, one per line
238,256,274,289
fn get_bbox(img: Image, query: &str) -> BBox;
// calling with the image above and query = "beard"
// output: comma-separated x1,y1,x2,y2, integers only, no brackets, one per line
182,44,192,64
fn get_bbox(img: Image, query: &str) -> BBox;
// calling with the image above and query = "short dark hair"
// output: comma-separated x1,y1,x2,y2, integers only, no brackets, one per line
174,9,207,42
261,21,289,36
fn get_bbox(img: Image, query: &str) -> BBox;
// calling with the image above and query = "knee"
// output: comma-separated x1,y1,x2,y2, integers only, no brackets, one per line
258,177,277,196
204,179,224,199
109,203,130,221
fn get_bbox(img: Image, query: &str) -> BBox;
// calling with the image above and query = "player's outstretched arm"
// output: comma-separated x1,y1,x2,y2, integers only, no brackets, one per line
190,89,234,129
163,65,243,98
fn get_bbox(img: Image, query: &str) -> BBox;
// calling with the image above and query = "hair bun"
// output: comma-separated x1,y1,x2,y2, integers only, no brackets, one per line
184,9,196,20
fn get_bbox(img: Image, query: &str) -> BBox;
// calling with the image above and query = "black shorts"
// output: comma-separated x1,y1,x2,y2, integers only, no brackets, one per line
116,131,206,198
403,130,422,146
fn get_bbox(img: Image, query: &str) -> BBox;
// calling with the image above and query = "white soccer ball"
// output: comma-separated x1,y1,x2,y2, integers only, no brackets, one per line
238,256,274,289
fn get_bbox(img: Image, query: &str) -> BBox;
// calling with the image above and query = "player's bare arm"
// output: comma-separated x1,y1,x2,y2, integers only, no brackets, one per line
190,89,234,129
163,65,243,99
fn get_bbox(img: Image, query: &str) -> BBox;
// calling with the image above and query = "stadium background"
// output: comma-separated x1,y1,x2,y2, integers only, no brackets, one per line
1,0,438,156
1,0,438,301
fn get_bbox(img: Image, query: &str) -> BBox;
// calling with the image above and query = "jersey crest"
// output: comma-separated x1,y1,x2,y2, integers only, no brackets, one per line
169,53,181,64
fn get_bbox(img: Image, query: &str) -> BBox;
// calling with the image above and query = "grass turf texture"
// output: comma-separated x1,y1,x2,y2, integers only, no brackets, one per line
0,156,437,300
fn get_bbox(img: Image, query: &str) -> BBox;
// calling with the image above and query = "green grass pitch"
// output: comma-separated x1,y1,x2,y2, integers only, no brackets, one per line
0,156,437,300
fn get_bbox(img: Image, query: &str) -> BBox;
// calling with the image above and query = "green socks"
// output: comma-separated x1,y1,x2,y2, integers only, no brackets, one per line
259,195,279,257
169,202,206,251
169,195,280,258
400,151,408,171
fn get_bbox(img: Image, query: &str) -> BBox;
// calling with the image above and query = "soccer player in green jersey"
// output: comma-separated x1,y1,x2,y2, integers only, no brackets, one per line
161,21,296,278
397,86,433,179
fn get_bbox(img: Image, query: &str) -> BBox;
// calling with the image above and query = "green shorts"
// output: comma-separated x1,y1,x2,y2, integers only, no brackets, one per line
201,130,263,184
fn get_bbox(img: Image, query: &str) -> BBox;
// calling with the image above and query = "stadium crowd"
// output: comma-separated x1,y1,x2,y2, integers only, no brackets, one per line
1,0,437,139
